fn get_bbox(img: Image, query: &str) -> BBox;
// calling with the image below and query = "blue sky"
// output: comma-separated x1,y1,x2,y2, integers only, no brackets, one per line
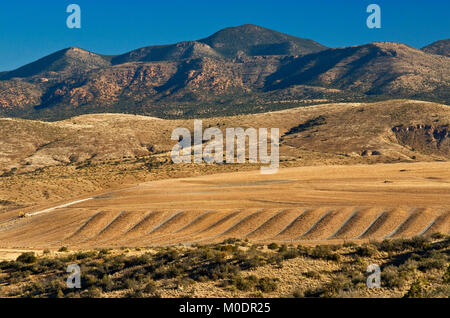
0,0,448,71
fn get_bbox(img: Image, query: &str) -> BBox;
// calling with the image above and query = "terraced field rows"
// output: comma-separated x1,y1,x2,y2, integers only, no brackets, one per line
0,207,448,248
0,162,449,248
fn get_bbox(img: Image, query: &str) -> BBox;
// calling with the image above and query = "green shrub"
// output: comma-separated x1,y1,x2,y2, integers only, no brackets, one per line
381,266,408,288
267,243,279,250
310,245,340,261
403,279,426,298
430,232,445,240
256,277,278,293
292,288,304,298
355,245,376,257
16,252,37,264
443,265,450,284
144,281,157,293
233,275,256,291
417,254,446,272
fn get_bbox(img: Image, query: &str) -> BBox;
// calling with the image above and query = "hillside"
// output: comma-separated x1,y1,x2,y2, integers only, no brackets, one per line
422,39,450,57
0,26,448,121
264,42,450,99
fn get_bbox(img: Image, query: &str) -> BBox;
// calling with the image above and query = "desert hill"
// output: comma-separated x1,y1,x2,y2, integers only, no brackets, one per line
0,100,448,176
422,39,450,57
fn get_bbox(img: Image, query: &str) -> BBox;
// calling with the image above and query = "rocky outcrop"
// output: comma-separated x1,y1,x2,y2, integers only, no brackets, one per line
392,124,449,157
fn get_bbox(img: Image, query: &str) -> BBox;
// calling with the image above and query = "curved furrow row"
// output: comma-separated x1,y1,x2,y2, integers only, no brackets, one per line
332,208,382,240
2,206,448,248
247,210,301,241
66,211,122,244
158,211,237,245
144,211,206,244
217,210,275,240
90,211,149,243
360,208,410,239
302,207,355,240
422,211,450,236
184,211,247,244
275,208,327,241
389,208,438,238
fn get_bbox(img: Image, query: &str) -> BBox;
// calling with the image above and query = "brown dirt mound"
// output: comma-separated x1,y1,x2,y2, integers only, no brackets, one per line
274,208,328,241
302,207,355,240
247,209,302,241
217,210,275,240
390,208,439,238
66,210,122,244
144,211,205,244
422,211,450,236
359,208,410,239
90,211,149,243
331,208,382,240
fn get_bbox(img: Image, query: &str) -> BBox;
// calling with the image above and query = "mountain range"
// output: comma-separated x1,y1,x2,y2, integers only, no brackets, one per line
0,24,448,121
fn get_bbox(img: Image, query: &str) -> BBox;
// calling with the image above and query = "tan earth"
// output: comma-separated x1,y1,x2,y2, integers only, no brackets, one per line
0,161,448,249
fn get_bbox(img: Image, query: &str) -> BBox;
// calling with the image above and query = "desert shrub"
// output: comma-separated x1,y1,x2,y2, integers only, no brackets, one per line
309,245,340,261
292,288,305,298
144,280,157,293
75,251,97,260
125,253,152,267
443,265,450,284
430,232,445,240
348,270,365,285
100,275,115,292
323,274,354,296
232,275,257,291
302,271,321,279
97,248,111,257
125,289,144,298
417,251,447,272
377,237,429,252
58,246,68,252
238,254,265,270
303,286,325,297
222,238,240,244
155,249,179,262
81,286,102,298
152,263,184,280
285,116,326,135
343,241,357,248
280,248,299,260
381,266,408,288
256,277,278,292
216,244,238,253
31,259,62,274
403,279,427,298
123,278,139,290
355,245,376,257
425,285,450,298
81,274,99,289
267,243,279,250
16,252,37,264
266,254,284,267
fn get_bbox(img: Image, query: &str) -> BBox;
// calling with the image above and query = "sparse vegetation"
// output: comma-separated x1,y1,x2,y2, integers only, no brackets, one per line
0,236,447,298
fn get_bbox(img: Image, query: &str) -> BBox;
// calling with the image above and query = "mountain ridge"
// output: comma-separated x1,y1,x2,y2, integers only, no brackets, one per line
0,24,448,121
